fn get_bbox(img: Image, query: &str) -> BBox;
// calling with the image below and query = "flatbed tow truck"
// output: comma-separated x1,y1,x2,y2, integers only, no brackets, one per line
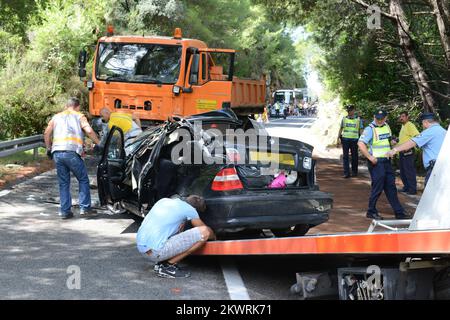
194,127,450,300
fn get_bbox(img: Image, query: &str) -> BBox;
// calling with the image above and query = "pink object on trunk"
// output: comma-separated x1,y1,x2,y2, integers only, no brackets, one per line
268,173,287,188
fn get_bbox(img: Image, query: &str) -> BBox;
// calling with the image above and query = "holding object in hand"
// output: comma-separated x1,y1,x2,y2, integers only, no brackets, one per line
46,149,53,160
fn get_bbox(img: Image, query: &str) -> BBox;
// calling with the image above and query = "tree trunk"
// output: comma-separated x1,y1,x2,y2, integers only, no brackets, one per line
390,0,437,112
429,0,450,68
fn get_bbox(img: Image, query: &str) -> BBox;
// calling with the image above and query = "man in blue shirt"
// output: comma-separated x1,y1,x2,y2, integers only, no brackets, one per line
136,195,216,278
386,112,447,186
358,109,407,220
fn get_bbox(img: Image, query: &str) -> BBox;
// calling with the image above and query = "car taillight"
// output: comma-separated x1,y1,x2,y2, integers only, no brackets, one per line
211,167,243,191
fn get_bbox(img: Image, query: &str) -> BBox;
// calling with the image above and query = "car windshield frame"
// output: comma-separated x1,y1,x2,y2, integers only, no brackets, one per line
95,42,182,85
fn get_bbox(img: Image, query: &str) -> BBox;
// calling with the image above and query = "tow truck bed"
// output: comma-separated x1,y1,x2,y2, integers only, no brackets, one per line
196,229,450,255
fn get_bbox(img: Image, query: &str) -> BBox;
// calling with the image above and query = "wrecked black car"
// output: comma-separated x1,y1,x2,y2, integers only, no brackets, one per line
97,109,332,237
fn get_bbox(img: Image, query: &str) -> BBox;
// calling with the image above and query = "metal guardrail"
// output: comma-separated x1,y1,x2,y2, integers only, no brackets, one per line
0,135,45,158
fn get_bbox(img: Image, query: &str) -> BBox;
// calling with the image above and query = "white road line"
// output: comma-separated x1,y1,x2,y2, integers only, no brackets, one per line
220,258,250,300
0,190,11,197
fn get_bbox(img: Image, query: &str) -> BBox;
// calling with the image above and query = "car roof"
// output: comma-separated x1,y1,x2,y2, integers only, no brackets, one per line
186,109,241,125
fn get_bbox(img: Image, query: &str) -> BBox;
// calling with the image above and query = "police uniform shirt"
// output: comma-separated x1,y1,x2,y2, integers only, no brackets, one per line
411,123,447,168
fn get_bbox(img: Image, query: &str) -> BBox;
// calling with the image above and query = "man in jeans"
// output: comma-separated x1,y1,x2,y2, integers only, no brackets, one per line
44,97,100,219
136,195,216,278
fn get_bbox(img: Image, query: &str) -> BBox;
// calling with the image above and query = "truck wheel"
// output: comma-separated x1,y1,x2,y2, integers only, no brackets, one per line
271,224,310,237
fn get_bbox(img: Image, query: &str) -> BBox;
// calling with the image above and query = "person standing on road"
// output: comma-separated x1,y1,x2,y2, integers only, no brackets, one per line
338,105,363,178
386,112,446,187
357,109,409,220
98,108,142,155
392,111,420,195
274,101,281,118
44,98,100,219
136,195,216,278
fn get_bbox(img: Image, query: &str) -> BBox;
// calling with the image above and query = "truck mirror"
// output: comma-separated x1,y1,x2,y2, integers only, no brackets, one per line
189,54,200,85
78,50,87,79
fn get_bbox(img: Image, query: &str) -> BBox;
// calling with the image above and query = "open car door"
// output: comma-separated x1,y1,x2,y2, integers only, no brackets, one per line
97,126,130,206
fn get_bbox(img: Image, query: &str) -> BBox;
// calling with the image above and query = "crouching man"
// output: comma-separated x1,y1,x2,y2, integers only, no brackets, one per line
136,195,216,278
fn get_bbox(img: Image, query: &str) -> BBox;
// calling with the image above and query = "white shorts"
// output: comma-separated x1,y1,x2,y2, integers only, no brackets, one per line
144,227,204,263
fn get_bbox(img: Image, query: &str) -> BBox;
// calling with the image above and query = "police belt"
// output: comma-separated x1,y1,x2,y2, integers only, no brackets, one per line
400,149,414,156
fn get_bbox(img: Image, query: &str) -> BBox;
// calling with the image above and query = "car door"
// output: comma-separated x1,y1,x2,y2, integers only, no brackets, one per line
97,126,130,206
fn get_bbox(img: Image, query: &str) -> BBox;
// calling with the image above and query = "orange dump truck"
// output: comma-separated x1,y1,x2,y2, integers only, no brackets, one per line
78,28,266,125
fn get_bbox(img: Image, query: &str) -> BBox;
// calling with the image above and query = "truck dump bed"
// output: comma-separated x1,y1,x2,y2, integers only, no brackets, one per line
231,77,266,115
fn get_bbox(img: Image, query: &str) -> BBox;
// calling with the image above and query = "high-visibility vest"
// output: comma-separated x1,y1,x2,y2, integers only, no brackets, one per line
51,110,85,155
370,123,392,158
342,117,360,139
109,112,133,133
108,112,142,144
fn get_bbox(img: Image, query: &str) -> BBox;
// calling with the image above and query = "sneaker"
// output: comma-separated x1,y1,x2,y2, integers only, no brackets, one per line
342,175,350,179
80,208,97,216
61,212,74,220
153,262,163,273
366,213,383,220
158,263,190,278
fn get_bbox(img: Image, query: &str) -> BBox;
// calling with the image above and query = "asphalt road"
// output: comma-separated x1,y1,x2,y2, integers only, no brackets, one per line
0,116,319,300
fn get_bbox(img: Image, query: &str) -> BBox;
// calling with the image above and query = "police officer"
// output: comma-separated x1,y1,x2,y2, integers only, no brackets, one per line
44,98,100,219
386,112,446,187
357,109,408,220
338,105,363,178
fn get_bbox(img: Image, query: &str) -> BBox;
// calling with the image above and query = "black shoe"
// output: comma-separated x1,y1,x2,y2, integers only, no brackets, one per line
80,208,97,216
395,214,412,220
343,175,351,179
366,213,383,220
351,173,358,177
396,210,413,219
158,263,190,278
399,188,408,193
406,191,417,195
61,212,74,220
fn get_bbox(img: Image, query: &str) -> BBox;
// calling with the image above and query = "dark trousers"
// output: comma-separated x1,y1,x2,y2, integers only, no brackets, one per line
367,158,404,216
399,152,417,193
424,160,436,187
342,138,359,176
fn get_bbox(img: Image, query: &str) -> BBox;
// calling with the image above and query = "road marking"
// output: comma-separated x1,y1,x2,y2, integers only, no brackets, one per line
220,258,250,300
0,190,11,197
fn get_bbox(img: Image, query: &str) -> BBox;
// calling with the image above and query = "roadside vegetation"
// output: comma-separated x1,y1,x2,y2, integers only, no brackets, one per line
257,0,450,137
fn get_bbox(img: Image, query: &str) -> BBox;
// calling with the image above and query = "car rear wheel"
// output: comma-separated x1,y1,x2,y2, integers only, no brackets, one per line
271,224,310,237
106,202,127,215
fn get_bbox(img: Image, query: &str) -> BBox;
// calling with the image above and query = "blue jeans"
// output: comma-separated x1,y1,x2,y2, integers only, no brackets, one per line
342,138,359,176
53,151,91,215
367,158,404,217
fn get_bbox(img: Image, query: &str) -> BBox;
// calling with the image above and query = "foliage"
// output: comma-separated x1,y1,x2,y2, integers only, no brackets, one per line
0,53,62,139
256,0,450,120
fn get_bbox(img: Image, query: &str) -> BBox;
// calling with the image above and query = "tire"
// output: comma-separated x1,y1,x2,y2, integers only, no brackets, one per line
271,224,310,237
106,202,127,215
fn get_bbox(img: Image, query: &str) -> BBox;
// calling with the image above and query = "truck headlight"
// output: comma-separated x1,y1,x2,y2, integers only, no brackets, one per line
303,156,312,170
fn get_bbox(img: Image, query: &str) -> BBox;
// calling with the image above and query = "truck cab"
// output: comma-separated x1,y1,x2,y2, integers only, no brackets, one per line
79,28,266,127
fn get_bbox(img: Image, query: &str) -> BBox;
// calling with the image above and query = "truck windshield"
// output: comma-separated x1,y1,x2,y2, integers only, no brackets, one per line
96,43,182,84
